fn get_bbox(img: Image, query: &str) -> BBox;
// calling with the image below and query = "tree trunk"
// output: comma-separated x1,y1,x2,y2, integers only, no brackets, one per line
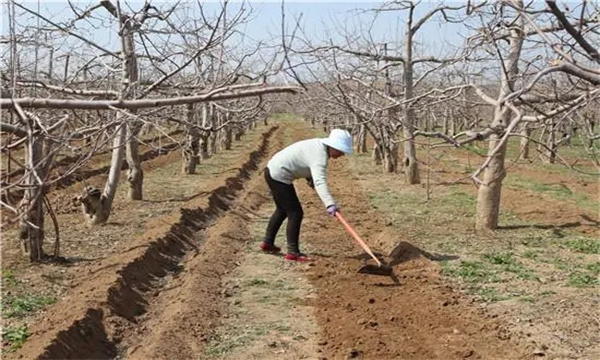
200,133,210,160
372,143,382,165
355,124,367,153
63,54,69,83
360,129,367,153
442,109,449,135
544,124,556,164
20,132,45,261
200,103,212,159
126,121,143,200
20,189,45,261
182,103,200,174
476,4,524,231
121,23,143,200
234,127,244,141
183,128,200,174
210,128,219,155
519,126,531,160
402,48,420,183
384,141,399,173
476,134,507,230
83,122,127,224
402,129,419,182
47,46,54,79
223,125,233,150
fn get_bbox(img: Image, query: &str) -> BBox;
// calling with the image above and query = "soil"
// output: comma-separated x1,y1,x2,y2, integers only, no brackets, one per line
299,160,530,360
4,120,596,359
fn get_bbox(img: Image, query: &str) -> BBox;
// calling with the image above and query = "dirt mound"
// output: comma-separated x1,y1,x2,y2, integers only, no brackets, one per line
11,126,278,360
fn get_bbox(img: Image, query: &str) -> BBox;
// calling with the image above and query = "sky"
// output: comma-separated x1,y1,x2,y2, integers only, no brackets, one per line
2,1,468,54
1,1,475,85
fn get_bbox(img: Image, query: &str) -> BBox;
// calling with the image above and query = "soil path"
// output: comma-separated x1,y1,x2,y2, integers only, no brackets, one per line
277,126,531,359
9,121,534,359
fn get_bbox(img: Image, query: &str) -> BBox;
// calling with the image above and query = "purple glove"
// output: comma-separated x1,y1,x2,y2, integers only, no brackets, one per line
326,205,338,217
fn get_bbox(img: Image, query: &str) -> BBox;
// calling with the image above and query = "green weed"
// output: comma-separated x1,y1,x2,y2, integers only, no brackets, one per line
585,262,600,275
273,324,292,333
445,190,476,208
442,260,500,283
2,294,56,318
520,232,553,247
2,270,21,289
567,271,599,287
565,237,600,254
483,252,537,280
550,257,570,271
2,325,29,351
506,178,571,196
484,252,515,265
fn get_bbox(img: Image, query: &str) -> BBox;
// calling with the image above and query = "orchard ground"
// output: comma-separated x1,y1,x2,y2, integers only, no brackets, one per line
1,114,598,359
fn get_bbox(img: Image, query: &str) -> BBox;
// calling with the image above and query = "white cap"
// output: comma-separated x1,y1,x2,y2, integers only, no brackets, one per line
322,129,353,154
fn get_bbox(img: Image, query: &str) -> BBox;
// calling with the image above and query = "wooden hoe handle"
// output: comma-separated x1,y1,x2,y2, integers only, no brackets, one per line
334,212,382,267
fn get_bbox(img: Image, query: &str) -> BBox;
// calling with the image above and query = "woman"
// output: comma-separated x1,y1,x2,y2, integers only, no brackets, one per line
260,129,353,262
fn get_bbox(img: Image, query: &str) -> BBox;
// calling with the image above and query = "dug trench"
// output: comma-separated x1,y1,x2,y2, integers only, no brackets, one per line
10,125,280,360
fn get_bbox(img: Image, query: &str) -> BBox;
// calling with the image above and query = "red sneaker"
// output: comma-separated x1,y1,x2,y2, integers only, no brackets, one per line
259,242,281,253
283,253,312,262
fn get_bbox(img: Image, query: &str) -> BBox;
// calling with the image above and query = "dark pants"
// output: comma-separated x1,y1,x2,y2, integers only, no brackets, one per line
264,168,303,254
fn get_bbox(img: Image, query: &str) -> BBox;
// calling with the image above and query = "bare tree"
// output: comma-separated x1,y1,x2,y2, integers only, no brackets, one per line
290,1,475,182
1,0,299,261
457,0,599,230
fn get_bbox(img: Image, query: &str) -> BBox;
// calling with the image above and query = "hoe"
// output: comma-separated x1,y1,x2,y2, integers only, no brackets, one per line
334,212,395,277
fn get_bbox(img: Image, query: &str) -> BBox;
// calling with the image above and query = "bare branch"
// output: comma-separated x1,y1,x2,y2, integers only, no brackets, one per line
13,2,119,59
11,79,119,98
0,122,27,137
546,0,600,63
1,85,301,110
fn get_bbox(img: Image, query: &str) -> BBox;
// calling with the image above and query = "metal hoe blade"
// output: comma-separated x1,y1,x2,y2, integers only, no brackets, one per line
357,264,394,276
